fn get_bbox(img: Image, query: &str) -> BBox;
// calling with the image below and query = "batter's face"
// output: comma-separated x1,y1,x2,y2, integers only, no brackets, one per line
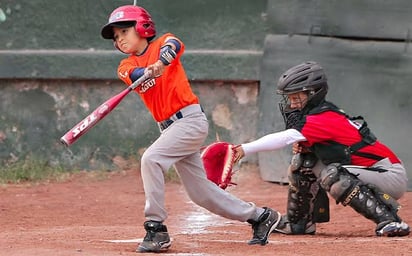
287,92,308,110
113,27,147,54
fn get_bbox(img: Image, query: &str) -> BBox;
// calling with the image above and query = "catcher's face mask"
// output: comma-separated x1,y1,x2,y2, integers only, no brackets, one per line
279,92,308,129
287,92,308,110
279,91,308,114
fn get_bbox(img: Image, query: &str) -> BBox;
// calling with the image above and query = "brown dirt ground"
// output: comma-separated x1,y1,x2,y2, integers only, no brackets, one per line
0,163,411,256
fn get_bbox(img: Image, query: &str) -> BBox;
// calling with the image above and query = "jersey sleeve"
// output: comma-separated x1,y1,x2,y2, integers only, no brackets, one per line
117,58,137,86
242,129,306,155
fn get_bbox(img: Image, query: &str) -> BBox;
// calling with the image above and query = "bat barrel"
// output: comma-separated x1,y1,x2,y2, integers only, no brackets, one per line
59,72,152,147
59,103,111,147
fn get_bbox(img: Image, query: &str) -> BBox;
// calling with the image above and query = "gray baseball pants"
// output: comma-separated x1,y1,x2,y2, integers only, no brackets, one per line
140,104,261,222
311,157,408,200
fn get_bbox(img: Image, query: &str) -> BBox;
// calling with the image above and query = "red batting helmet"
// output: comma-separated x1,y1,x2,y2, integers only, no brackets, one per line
101,5,156,40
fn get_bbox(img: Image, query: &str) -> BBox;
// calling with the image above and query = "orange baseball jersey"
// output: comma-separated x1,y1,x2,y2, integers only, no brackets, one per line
117,33,199,122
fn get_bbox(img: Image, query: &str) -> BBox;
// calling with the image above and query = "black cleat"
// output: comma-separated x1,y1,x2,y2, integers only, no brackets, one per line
137,221,171,253
247,207,281,245
376,221,410,237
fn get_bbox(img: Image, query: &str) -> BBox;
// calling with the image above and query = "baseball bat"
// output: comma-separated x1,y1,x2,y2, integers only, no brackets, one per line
60,72,152,147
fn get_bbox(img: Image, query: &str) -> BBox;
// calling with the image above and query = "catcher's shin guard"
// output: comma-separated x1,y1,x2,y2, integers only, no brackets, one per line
276,154,329,235
319,163,409,236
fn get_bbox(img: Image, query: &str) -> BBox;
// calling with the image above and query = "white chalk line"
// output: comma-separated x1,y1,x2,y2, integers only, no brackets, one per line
103,237,409,244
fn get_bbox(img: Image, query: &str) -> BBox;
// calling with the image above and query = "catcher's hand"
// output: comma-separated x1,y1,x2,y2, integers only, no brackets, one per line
292,142,311,154
200,141,239,189
233,145,244,163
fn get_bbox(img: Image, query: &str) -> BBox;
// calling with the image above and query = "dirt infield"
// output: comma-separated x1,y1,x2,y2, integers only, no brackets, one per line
0,164,410,256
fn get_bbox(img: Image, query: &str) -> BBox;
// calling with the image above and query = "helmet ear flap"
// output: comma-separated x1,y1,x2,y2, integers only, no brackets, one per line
135,21,156,40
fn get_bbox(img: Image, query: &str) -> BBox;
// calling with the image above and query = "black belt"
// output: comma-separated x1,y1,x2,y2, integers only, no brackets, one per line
158,111,183,131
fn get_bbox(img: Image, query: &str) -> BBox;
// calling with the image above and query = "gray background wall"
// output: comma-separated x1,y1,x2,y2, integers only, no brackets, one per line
0,0,266,170
0,0,266,80
0,0,411,189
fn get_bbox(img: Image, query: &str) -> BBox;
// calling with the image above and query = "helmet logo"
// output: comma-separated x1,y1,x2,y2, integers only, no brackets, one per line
109,11,124,23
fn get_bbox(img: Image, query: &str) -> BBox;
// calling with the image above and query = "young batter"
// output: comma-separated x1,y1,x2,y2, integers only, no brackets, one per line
101,5,280,253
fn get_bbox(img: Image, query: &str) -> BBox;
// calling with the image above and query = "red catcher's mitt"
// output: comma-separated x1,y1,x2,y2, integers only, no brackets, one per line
200,141,237,189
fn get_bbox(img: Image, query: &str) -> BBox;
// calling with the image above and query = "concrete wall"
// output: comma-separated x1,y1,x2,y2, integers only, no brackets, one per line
0,0,267,169
0,0,267,80
266,0,412,40
0,0,411,189
0,79,258,170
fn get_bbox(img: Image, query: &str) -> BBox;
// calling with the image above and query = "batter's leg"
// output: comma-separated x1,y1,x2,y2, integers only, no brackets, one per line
174,152,258,222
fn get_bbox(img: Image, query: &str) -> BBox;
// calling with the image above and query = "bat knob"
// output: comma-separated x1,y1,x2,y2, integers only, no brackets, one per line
60,137,70,147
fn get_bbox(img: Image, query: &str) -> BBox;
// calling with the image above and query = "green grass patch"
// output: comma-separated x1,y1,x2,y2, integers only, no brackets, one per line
0,157,182,185
0,158,70,184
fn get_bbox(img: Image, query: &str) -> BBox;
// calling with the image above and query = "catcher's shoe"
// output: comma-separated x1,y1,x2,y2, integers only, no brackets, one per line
272,215,316,235
137,221,171,253
247,207,281,245
376,220,410,237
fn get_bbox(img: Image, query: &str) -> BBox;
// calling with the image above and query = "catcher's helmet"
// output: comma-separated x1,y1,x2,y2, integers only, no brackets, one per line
277,61,328,110
276,61,328,128
101,5,156,41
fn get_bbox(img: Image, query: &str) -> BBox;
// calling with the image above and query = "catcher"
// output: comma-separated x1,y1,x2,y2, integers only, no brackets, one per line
233,61,410,237
101,5,280,253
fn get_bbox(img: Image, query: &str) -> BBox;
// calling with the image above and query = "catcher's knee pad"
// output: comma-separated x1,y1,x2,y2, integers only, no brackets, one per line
319,163,361,205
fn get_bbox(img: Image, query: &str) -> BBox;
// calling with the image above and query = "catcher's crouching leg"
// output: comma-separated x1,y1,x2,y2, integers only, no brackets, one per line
319,163,410,237
274,153,330,235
